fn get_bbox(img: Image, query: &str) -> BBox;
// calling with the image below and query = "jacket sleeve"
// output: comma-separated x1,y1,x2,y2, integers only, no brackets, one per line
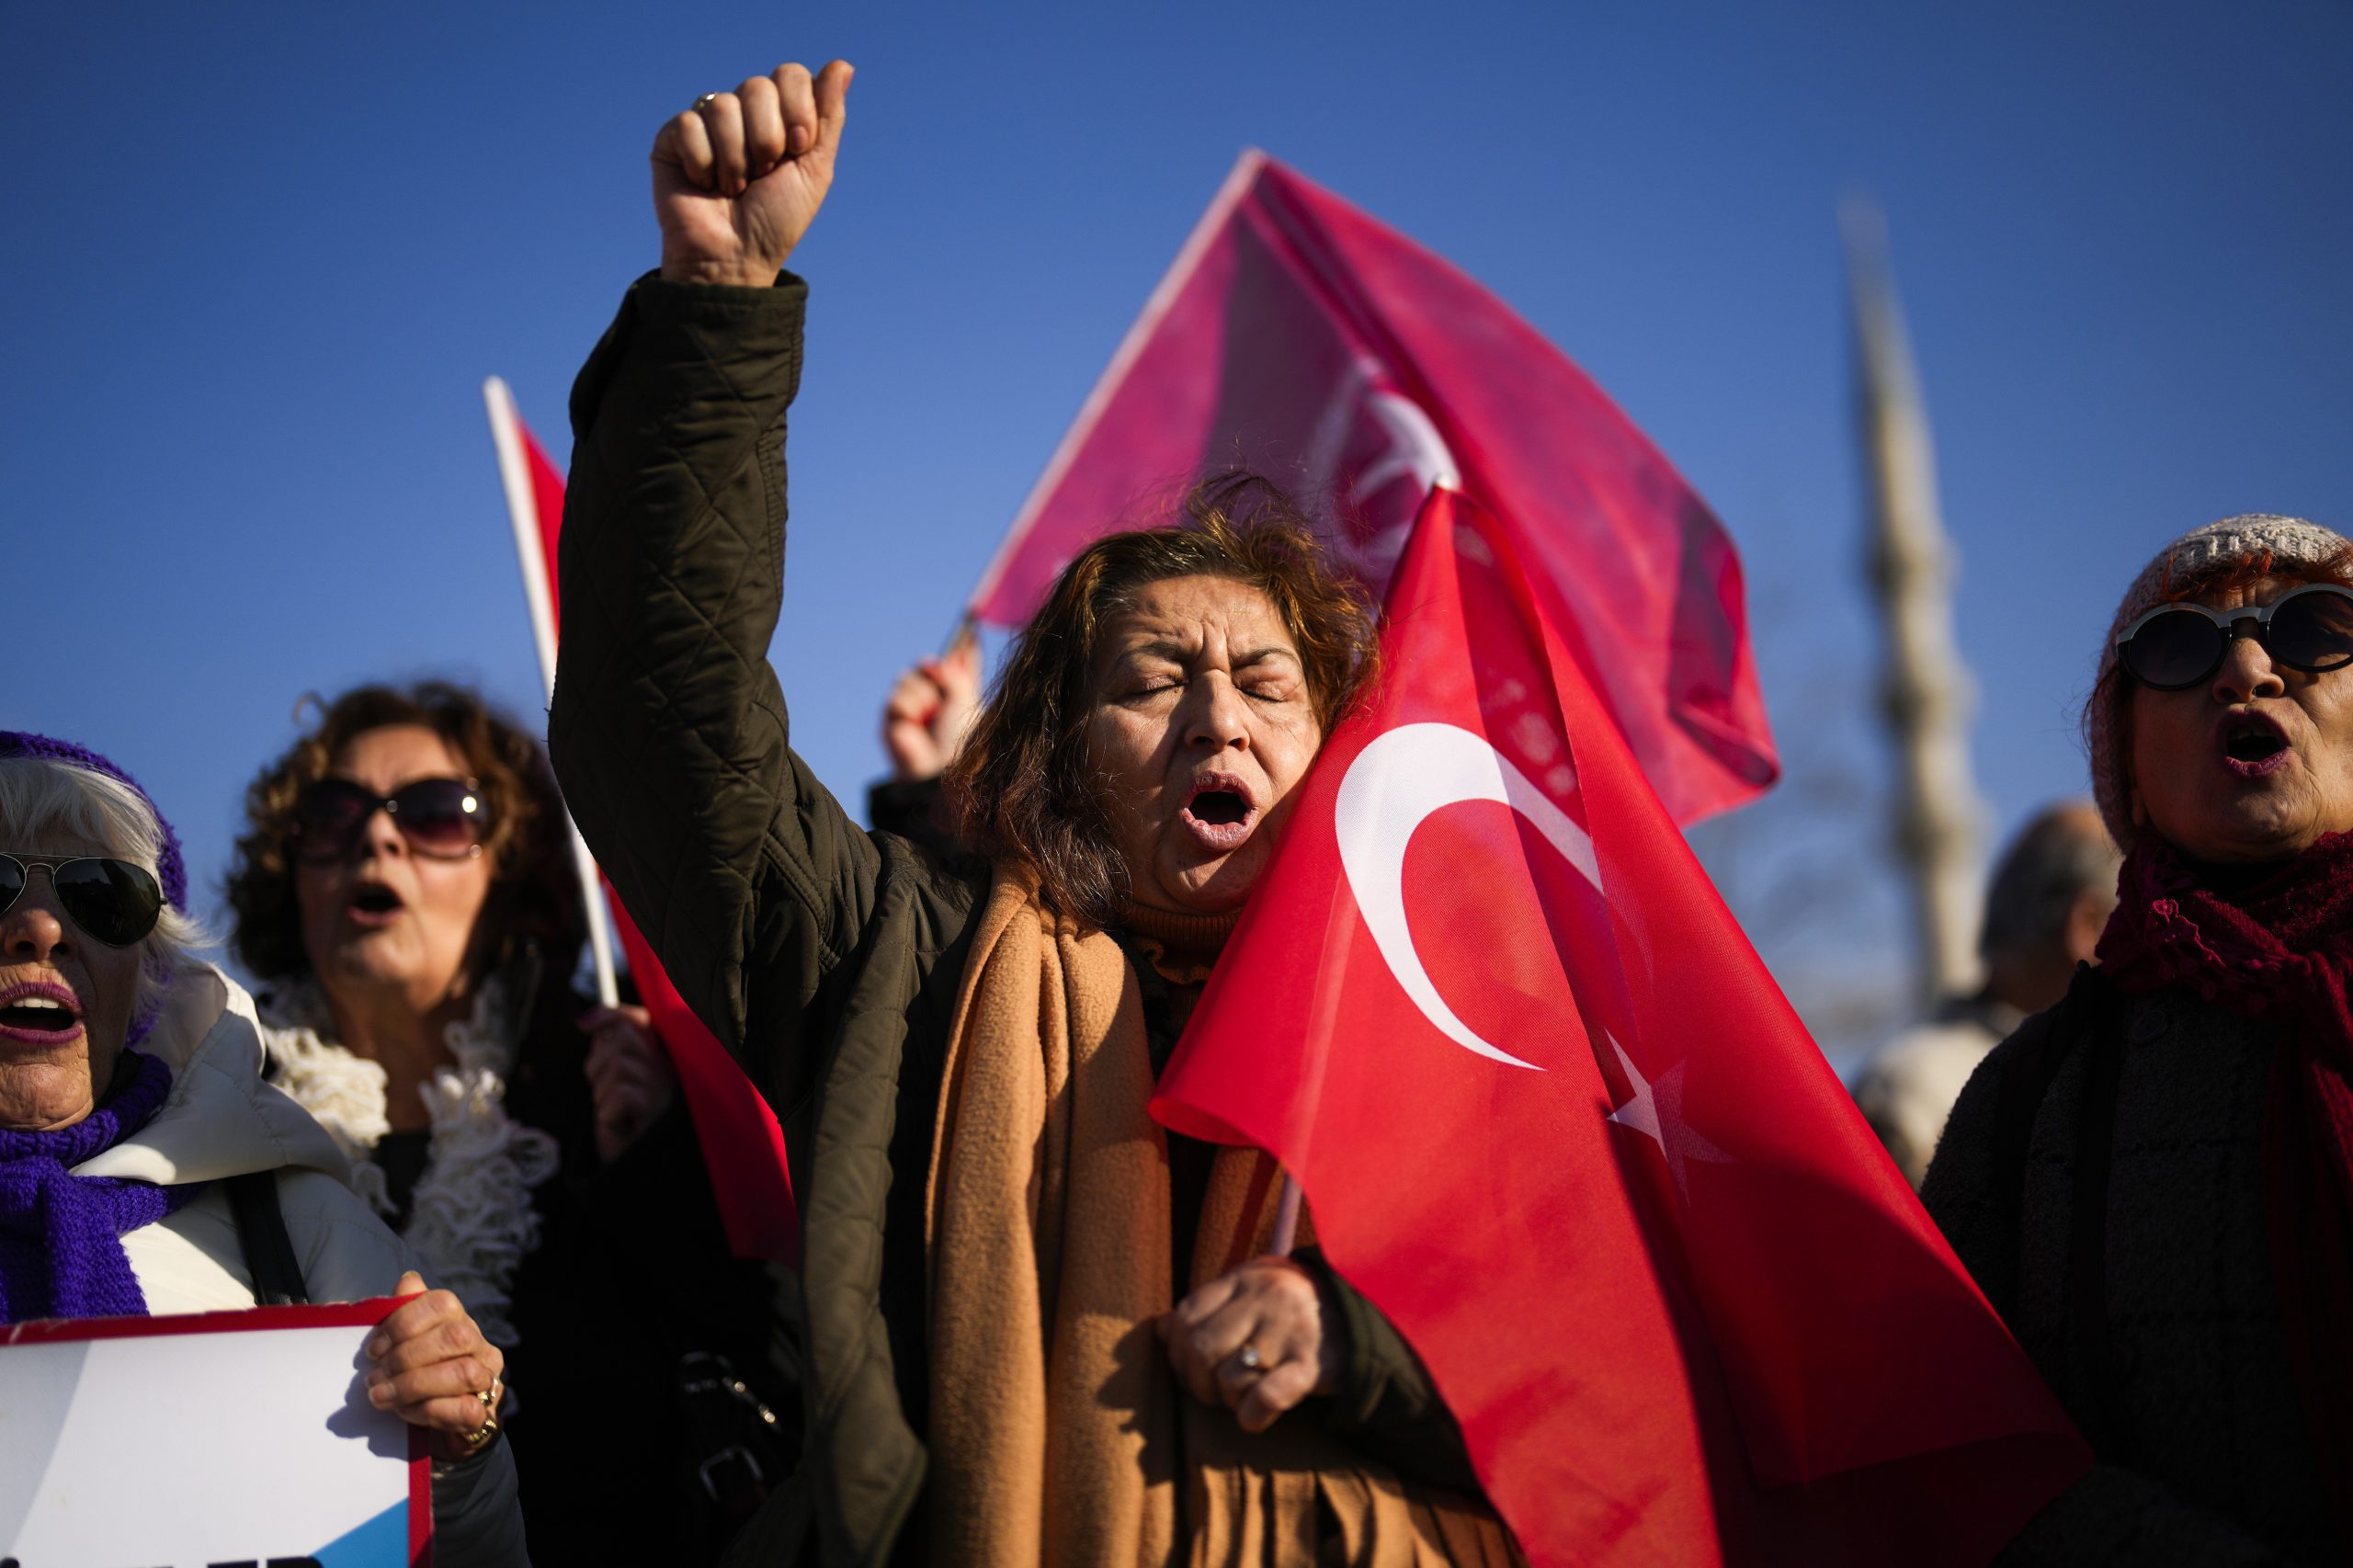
550,273,881,1119
1298,1249,1483,1495
430,1442,529,1568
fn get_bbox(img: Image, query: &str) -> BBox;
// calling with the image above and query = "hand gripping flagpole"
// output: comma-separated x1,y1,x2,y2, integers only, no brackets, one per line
483,376,621,1009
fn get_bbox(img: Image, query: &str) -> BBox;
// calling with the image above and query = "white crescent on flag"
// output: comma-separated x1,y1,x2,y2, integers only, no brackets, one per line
1332,721,1597,1071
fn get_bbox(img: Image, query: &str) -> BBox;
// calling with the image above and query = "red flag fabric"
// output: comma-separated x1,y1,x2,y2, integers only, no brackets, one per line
513,418,799,1264
972,152,1777,824
518,419,568,576
1152,489,2086,1565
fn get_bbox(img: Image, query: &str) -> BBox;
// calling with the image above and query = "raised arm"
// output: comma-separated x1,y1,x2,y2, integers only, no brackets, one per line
550,62,866,1097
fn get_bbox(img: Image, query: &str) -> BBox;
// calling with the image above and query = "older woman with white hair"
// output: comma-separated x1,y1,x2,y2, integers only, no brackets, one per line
0,731,528,1567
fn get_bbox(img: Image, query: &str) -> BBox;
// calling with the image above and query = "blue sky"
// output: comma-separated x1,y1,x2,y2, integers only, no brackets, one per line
7,2,2348,1052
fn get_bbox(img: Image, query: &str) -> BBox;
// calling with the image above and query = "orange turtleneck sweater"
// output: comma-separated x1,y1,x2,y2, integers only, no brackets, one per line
1120,902,1242,985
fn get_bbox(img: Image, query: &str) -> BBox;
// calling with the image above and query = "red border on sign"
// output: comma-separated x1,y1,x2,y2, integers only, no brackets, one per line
1,1297,396,1343
4,1297,434,1563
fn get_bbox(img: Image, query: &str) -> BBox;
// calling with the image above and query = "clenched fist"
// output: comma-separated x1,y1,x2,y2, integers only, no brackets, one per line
654,59,854,288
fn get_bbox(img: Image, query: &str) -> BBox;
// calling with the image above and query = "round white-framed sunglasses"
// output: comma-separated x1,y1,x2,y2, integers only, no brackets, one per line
2113,583,2353,691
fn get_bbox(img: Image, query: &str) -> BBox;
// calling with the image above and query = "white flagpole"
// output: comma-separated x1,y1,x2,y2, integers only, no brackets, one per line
483,376,620,1008
1269,1174,1303,1257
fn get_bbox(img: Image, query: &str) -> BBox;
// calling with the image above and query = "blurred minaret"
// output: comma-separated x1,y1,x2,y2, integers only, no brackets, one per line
1842,197,1986,1005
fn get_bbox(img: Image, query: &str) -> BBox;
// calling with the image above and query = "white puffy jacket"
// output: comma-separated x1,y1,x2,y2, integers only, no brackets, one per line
68,962,529,1567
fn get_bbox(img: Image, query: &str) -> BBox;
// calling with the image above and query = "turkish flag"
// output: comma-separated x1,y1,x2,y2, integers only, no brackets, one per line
973,152,1775,824
511,419,571,585
1153,489,2086,1564
506,414,798,1264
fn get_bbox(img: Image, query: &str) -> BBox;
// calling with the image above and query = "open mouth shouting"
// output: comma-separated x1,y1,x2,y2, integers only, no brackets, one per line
0,982,85,1047
2220,710,2291,778
1179,774,1263,853
344,878,407,929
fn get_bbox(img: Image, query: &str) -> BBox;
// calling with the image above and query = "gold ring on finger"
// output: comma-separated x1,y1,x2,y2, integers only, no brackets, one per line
693,92,719,110
1236,1342,1264,1373
460,1408,499,1451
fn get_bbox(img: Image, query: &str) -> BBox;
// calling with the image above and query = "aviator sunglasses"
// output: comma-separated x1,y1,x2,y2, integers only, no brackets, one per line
2114,583,2353,691
293,777,489,865
0,855,165,947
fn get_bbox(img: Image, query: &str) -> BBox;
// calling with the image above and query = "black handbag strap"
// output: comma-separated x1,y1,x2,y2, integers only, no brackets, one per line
677,1351,781,1519
224,1169,311,1307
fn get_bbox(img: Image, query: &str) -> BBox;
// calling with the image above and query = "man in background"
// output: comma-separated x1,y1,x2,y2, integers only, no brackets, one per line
1851,801,2120,1187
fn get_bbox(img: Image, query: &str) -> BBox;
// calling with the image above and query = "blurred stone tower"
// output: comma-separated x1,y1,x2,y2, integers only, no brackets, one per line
1842,197,1987,1006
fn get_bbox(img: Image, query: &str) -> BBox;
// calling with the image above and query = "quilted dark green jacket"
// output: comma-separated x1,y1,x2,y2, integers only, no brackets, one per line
551,275,1474,1567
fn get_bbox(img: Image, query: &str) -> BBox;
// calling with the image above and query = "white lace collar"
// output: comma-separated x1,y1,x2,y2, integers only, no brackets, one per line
257,974,559,1348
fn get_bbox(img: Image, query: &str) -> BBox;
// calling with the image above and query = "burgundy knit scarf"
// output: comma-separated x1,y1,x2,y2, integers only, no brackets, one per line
2096,832,2353,1537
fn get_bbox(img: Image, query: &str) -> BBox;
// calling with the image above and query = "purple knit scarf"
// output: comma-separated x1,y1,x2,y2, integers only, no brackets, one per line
0,1051,198,1323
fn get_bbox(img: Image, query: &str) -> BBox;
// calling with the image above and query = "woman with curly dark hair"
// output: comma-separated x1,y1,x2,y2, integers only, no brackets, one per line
227,681,787,1565
549,60,1522,1566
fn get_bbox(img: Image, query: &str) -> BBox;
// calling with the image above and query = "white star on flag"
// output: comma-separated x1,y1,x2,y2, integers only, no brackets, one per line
1605,1034,1732,1198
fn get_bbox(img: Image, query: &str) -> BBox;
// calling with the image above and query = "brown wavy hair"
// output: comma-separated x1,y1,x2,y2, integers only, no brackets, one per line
942,475,1381,928
226,681,585,984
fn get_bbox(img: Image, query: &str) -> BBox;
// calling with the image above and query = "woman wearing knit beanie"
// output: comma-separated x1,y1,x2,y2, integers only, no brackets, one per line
0,732,528,1566
1923,516,2353,1562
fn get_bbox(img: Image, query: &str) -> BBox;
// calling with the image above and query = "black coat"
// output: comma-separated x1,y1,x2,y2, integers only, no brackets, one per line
1923,965,2336,1564
499,973,792,1565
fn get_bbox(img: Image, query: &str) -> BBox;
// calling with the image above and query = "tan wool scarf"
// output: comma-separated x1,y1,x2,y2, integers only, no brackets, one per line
924,868,1524,1568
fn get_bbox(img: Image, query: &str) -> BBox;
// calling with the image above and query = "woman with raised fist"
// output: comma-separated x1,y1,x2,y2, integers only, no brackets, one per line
550,61,1518,1566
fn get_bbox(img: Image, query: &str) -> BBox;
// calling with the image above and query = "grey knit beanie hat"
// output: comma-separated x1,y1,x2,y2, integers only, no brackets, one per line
2087,514,2350,847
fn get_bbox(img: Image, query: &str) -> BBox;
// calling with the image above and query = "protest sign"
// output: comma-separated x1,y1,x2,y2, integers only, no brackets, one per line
0,1301,426,1568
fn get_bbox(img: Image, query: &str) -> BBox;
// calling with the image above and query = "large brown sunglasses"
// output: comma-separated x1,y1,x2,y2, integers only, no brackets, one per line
293,778,489,865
